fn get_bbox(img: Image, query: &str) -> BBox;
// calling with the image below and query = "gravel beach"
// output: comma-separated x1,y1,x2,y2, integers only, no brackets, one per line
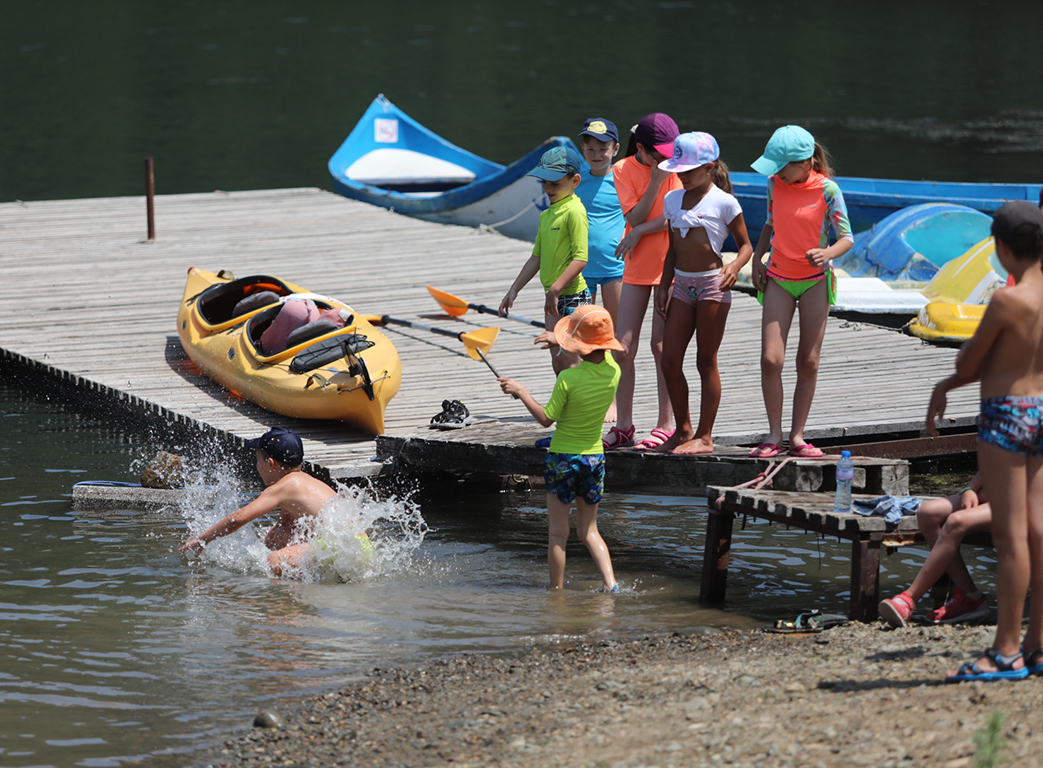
204,621,1043,768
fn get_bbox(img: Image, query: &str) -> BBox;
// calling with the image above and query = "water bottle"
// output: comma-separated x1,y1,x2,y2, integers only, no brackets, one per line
834,451,854,514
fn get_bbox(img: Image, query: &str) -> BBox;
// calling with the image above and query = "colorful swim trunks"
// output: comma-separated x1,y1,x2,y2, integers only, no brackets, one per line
544,451,606,504
672,268,732,306
556,290,593,318
978,396,1043,457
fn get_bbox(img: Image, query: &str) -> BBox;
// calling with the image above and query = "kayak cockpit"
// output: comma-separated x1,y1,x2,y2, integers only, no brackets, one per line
193,274,294,329
344,148,478,193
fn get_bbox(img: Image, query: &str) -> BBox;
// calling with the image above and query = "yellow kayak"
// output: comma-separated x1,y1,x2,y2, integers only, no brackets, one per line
177,268,401,434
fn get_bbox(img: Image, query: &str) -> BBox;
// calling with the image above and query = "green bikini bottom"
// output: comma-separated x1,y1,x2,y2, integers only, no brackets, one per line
757,267,837,307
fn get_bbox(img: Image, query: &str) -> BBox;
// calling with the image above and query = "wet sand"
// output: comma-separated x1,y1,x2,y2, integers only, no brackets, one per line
205,621,1042,768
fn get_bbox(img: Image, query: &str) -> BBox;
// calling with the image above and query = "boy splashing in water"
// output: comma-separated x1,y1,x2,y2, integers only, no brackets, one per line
179,427,337,578
928,201,1043,681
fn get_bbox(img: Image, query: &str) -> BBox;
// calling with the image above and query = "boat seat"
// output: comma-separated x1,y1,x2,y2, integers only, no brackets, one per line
285,318,342,349
232,290,281,318
345,148,477,187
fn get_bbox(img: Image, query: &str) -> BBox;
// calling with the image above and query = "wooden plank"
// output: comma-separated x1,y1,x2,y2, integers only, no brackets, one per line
0,189,978,482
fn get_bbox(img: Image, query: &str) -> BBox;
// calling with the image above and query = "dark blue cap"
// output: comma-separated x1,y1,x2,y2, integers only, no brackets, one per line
579,118,619,144
245,427,304,467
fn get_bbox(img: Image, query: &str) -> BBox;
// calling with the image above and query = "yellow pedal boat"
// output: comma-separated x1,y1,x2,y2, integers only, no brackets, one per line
907,236,1004,344
177,267,401,434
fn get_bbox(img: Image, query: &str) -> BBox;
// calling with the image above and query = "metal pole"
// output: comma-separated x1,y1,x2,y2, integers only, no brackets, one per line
144,157,155,241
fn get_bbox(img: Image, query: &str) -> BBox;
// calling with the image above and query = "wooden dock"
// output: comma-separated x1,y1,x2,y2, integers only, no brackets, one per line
0,188,980,484
704,486,992,621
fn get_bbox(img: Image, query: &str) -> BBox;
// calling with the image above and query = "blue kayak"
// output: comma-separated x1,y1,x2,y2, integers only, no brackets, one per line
328,94,576,242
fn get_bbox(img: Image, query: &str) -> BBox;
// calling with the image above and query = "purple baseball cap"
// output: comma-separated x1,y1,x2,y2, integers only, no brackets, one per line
634,113,679,156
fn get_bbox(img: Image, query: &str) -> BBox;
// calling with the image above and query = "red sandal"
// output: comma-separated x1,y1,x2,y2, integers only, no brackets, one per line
602,425,635,451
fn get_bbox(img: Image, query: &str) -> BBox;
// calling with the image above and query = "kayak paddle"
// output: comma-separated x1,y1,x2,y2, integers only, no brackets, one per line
426,285,544,329
364,315,499,361
476,348,517,398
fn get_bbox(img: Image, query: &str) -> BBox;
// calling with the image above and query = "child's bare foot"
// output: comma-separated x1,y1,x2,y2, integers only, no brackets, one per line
672,436,714,455
650,430,692,453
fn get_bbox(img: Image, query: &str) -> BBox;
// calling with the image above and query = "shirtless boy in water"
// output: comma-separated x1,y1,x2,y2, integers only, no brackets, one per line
178,427,336,578
927,201,1043,681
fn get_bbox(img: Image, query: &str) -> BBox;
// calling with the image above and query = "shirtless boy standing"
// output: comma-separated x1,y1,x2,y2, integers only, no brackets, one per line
178,427,336,578
927,200,1043,681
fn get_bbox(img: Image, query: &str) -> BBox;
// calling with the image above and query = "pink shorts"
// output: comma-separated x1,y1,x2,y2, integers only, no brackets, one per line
671,268,731,306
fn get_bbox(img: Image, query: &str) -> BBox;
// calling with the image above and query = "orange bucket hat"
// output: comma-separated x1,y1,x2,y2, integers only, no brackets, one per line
553,306,624,355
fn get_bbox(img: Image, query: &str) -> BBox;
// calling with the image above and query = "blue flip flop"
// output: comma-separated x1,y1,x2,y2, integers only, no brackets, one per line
946,648,1029,682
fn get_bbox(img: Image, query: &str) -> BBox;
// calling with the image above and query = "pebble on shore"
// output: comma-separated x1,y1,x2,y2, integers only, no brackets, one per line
205,622,1042,768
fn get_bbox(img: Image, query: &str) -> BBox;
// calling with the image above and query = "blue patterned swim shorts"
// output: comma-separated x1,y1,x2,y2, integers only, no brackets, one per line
556,290,592,318
544,451,606,504
977,396,1043,457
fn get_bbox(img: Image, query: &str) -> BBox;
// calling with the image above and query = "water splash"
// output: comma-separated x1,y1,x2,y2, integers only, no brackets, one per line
179,470,427,583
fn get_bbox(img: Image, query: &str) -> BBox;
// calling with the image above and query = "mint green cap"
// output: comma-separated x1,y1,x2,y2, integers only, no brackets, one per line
750,125,815,176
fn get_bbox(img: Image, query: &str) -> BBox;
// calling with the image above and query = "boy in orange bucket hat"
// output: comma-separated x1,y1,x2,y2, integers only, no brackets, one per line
499,305,624,591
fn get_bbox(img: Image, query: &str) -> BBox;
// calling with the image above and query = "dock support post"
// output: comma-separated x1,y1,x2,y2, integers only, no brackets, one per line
850,533,883,621
700,508,734,604
145,157,155,241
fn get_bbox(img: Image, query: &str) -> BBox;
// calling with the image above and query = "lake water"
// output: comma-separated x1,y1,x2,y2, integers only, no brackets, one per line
2,1,1042,205
0,381,999,767
0,2,1017,765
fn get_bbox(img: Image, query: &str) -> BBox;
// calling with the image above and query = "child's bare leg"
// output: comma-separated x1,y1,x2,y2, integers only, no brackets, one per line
680,299,731,454
652,299,697,453
1022,456,1043,655
546,312,579,374
268,542,314,579
575,497,616,590
905,506,991,603
546,492,571,589
955,441,1030,674
613,283,652,431
759,281,796,447
917,495,960,547
598,279,623,422
789,281,828,448
598,278,623,328
648,307,673,432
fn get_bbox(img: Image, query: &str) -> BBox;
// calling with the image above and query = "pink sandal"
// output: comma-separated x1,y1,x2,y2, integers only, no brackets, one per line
633,427,674,451
602,425,635,451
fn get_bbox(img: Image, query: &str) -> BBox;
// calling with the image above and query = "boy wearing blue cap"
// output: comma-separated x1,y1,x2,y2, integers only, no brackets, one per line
178,427,337,577
575,118,626,326
500,145,591,375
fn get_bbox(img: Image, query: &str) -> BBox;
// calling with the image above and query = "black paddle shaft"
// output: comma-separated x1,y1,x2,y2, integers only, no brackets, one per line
470,303,544,328
477,348,518,399
378,315,463,341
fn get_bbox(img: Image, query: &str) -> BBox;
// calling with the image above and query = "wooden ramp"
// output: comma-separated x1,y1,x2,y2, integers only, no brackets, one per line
0,188,980,482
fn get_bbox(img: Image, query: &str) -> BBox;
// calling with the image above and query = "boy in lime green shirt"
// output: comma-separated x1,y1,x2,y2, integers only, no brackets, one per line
498,305,622,591
500,145,592,375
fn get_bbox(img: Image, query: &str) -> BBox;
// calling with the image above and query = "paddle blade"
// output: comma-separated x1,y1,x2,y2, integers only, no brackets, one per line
460,326,499,361
426,285,470,317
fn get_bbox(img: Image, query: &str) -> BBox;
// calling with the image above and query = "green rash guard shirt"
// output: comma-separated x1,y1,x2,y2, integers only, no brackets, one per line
544,354,621,454
534,193,589,295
